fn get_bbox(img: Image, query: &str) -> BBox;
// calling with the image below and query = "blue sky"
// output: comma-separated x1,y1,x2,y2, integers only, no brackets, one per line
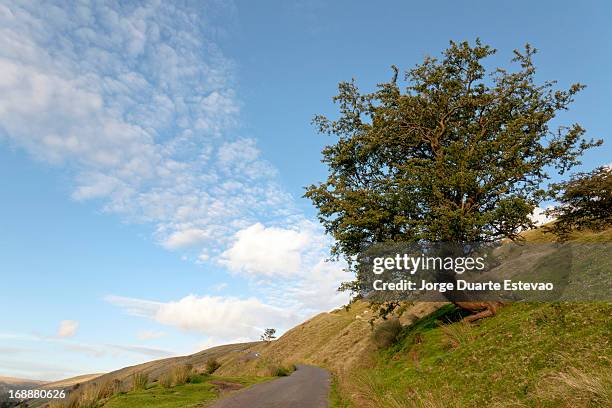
1,0,610,380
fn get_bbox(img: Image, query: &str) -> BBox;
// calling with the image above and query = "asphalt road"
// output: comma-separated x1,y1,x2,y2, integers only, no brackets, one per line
209,365,330,408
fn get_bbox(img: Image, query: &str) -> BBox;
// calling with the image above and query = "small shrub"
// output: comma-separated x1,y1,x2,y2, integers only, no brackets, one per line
372,318,402,349
271,364,295,377
72,382,103,408
171,364,192,386
159,364,193,387
188,374,204,384
132,372,149,391
64,390,81,408
159,372,173,388
274,366,290,376
205,358,221,374
95,379,119,400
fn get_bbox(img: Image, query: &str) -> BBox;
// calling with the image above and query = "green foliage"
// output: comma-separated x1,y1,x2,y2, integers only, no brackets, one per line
187,374,204,384
305,39,600,294
271,364,295,377
546,166,612,238
205,358,221,375
274,367,290,377
329,375,355,408
371,318,402,349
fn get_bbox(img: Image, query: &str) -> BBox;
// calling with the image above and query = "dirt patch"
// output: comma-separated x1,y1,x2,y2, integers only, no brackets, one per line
209,380,244,394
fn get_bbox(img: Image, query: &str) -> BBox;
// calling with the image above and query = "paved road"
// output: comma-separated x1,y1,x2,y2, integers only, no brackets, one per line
209,365,330,408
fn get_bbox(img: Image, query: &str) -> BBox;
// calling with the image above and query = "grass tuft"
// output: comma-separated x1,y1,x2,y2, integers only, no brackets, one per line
372,318,402,349
131,372,148,392
439,320,475,349
534,365,611,407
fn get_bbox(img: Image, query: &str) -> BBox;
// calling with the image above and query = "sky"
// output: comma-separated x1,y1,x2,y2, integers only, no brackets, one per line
1,0,610,380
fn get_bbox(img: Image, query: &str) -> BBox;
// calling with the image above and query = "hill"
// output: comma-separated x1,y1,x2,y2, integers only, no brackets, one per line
0,377,46,396
330,226,612,407
18,226,612,408
41,374,104,390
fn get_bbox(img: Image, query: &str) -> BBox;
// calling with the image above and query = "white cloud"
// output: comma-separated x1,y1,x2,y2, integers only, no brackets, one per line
57,320,79,338
162,228,210,250
106,294,298,341
3,331,173,359
61,340,174,359
136,330,166,341
109,344,172,358
219,223,314,276
0,358,79,382
107,221,352,340
530,205,555,226
285,259,351,312
218,221,352,312
212,282,228,291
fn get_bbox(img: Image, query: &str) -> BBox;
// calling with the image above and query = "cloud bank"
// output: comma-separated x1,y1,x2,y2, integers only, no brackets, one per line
106,294,298,341
0,0,296,254
1,0,350,351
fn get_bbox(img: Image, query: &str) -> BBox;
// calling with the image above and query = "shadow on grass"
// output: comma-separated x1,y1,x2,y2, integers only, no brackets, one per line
390,304,472,354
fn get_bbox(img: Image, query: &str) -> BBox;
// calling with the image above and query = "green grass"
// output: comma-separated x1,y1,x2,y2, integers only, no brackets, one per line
100,375,270,408
351,302,612,407
329,374,354,408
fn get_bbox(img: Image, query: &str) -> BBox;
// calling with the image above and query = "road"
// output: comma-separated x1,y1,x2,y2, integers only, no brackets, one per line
208,365,330,408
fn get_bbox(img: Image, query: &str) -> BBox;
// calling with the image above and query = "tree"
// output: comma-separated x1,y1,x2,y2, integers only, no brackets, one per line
546,166,612,238
305,40,601,299
261,328,276,342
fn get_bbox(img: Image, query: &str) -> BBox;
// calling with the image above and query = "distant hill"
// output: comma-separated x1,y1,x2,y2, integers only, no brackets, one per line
0,376,46,406
0,376,46,394
42,374,104,390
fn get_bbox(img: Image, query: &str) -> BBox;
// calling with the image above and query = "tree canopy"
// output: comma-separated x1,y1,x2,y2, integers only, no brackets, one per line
261,328,277,342
547,166,612,238
305,40,601,292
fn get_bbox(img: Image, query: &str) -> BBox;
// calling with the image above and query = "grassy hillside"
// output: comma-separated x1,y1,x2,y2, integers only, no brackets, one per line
84,342,258,388
332,226,612,407
42,374,104,390
344,302,611,407
23,343,258,407
24,225,611,408
77,374,269,408
215,301,373,377
213,300,446,379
